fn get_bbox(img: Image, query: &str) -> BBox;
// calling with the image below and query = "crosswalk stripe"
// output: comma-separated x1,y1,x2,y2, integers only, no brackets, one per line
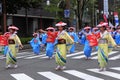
87,68,120,79
111,67,120,71
64,70,103,80
0,56,5,59
92,51,119,59
17,52,31,55
109,54,120,60
24,54,46,59
38,71,68,80
40,56,48,59
16,54,35,59
66,51,84,57
71,52,97,59
11,73,34,80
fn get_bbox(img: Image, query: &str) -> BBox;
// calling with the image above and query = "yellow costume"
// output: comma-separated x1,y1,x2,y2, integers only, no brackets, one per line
55,31,74,66
98,31,116,68
6,33,22,65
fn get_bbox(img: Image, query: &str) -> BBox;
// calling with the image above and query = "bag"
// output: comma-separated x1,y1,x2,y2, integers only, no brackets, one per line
87,33,99,47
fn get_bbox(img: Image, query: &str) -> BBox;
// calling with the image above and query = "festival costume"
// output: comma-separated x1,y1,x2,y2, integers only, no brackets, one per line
54,22,74,70
41,33,47,45
6,33,22,67
97,31,116,68
30,37,41,55
55,30,74,67
114,32,120,45
68,31,79,53
96,22,116,71
4,26,22,68
46,29,57,58
83,27,92,58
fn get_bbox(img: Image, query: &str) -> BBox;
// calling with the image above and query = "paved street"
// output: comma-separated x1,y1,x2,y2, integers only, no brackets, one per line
0,45,120,80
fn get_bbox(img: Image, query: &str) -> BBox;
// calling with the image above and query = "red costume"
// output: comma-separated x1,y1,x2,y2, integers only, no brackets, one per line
46,31,58,43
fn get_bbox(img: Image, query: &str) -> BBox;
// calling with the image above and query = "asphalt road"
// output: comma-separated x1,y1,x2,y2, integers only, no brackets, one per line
0,45,120,80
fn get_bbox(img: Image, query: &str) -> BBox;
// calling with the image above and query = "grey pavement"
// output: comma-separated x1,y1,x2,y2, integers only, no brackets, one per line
0,44,120,80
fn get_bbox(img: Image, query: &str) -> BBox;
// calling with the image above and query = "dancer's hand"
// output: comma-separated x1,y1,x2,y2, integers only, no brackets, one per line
19,45,23,49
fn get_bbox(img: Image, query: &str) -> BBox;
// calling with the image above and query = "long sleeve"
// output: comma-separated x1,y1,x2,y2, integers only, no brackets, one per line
108,33,116,47
15,35,22,45
65,32,74,45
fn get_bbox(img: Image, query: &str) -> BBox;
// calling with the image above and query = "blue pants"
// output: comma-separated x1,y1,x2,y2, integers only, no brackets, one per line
84,40,92,58
70,44,75,53
4,46,8,56
33,45,40,55
46,42,54,58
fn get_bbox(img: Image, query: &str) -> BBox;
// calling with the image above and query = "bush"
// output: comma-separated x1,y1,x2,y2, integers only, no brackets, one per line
20,37,32,44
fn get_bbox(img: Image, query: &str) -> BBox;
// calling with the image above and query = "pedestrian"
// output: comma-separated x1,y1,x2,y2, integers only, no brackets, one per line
68,27,79,53
55,21,74,70
40,27,58,59
4,26,23,69
83,26,92,59
30,33,42,55
97,22,117,71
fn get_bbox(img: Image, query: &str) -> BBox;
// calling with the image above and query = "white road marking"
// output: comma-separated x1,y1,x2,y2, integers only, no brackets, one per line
11,73,34,80
109,54,120,60
38,71,68,80
24,54,46,59
64,70,103,80
72,52,97,59
91,51,118,59
87,68,120,79
111,67,120,71
66,51,84,57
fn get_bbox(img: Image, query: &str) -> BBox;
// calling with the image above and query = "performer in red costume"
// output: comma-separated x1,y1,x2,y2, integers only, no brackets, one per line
40,27,58,59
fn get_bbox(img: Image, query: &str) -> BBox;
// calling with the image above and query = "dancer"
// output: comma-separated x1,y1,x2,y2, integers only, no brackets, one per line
114,30,120,45
68,27,79,53
40,27,57,59
41,31,47,51
30,33,41,55
83,26,92,59
55,22,74,70
97,22,116,71
5,26,23,69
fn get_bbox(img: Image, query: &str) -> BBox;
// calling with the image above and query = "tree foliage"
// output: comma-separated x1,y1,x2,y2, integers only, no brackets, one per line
44,0,66,21
5,0,42,14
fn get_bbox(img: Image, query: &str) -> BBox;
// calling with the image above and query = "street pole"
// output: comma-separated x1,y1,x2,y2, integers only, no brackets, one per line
65,0,70,28
2,0,6,32
77,0,80,30
25,8,28,36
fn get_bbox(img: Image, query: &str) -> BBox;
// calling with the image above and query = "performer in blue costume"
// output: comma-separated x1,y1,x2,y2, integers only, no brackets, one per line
68,27,79,53
115,30,120,45
83,26,92,59
79,29,86,45
41,32,47,51
110,28,116,40
30,33,41,55
41,32,47,45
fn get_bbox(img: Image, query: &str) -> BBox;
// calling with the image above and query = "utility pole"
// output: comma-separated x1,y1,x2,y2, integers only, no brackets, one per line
2,0,6,32
77,0,80,30
65,0,70,28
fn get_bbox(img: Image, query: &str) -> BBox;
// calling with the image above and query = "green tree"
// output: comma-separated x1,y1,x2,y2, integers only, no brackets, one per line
5,0,42,14
45,0,66,21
